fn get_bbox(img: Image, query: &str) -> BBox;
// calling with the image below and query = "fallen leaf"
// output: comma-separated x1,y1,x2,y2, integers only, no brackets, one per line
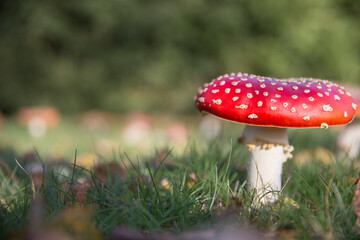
186,172,197,188
77,153,99,169
93,162,127,183
60,182,92,206
160,178,171,190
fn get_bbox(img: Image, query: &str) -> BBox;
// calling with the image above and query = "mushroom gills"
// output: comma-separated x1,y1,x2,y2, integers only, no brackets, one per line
239,125,290,146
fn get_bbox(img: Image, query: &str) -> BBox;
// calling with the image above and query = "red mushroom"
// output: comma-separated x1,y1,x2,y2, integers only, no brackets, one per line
195,72,356,204
16,107,61,138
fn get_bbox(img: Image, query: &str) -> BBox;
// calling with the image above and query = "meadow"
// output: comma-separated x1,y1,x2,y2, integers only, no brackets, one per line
0,113,359,239
1,1,360,239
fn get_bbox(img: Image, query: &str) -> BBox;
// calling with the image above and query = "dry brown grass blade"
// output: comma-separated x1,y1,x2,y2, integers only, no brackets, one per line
15,158,36,200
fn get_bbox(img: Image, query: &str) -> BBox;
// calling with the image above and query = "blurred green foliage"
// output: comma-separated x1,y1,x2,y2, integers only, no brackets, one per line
0,0,360,114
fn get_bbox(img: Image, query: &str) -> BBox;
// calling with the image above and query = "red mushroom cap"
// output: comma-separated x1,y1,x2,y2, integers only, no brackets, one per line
341,83,360,117
195,73,357,128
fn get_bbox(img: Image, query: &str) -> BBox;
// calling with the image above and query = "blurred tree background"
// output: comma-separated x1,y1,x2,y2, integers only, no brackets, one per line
0,0,359,115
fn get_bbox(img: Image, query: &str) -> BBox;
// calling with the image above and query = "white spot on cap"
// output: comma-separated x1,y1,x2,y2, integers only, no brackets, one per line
275,94,281,98
344,111,348,118
304,89,310,94
339,89,344,95
316,85,322,89
260,84,266,88
257,101,263,107
271,82,276,86
235,104,248,109
198,97,205,103
248,114,258,119
334,95,340,101
235,89,241,93
320,123,328,129
352,103,358,110
211,89,219,94
232,97,239,101
220,81,226,86
292,95,298,99
317,93,323,97
322,105,333,112
254,90,259,95
270,99,276,103
302,103,308,109
291,107,296,113
246,83,252,88
346,92,352,97
303,116,310,121
292,86,299,90
324,92,329,96
225,88,231,93
231,82,239,86
271,107,276,111
263,92,269,96
247,93,253,99
213,99,222,105
283,102,288,108
309,97,315,102
277,87,283,91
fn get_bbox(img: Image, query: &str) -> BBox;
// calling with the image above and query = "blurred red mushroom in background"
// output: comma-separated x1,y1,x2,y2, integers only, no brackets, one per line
166,122,188,144
80,110,109,131
199,115,222,141
94,138,117,156
16,107,61,138
164,122,189,153
121,113,152,146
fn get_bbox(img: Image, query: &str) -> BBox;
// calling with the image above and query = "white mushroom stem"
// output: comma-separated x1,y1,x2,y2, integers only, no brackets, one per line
239,125,294,204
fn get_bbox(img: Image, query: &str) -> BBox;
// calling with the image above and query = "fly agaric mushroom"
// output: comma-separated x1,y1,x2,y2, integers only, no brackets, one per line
195,72,357,204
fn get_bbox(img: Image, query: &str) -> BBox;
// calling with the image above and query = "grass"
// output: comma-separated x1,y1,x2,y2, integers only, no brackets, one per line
0,118,359,239
0,142,359,239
